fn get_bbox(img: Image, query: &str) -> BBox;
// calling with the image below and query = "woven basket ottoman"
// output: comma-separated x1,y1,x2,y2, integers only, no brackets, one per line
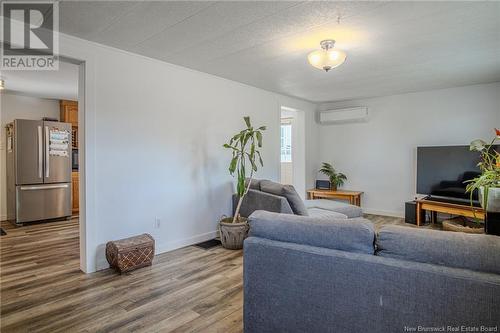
106,233,155,273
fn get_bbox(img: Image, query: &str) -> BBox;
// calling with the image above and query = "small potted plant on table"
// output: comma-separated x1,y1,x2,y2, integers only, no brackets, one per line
221,117,266,249
465,128,500,235
319,162,347,191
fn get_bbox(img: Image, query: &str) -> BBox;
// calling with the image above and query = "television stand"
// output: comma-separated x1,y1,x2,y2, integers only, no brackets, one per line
415,198,484,226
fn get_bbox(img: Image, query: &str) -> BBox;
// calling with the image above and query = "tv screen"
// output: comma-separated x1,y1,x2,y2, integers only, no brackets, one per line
416,145,495,204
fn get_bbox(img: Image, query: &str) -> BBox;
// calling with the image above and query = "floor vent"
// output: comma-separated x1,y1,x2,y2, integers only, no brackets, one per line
193,239,221,250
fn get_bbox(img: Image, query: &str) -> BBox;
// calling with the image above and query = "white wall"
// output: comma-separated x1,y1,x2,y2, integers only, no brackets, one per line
55,34,316,272
317,82,500,217
0,93,60,220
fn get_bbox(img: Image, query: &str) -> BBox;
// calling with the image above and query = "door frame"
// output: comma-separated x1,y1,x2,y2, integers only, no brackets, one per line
60,55,91,273
59,35,99,273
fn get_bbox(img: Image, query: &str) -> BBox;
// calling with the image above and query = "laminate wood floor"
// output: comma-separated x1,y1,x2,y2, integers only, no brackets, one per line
0,219,243,333
0,214,420,332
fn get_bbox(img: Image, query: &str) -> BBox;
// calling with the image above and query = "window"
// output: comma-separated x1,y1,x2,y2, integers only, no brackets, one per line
280,124,292,162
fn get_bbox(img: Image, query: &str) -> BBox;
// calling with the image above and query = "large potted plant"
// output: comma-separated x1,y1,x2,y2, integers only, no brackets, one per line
465,128,500,235
221,116,266,249
319,162,347,191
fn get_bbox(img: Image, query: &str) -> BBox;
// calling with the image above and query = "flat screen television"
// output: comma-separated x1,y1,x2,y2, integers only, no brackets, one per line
416,145,498,205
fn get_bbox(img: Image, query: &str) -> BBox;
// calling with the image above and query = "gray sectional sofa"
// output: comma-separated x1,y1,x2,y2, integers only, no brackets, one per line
233,179,362,219
244,211,500,333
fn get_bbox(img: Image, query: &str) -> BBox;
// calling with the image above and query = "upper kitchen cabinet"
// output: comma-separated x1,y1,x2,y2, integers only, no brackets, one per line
60,100,78,149
60,100,78,127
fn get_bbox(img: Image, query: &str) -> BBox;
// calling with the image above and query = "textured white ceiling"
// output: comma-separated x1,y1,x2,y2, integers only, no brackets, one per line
57,1,500,102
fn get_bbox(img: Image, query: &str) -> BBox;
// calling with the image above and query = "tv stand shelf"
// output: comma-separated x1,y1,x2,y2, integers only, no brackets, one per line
415,198,484,226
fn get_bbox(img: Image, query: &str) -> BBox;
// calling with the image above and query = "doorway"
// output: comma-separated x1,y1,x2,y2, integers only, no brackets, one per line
280,117,293,185
280,106,306,197
0,58,84,271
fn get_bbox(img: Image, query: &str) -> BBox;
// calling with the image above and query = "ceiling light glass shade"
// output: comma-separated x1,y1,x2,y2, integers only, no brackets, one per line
307,40,346,72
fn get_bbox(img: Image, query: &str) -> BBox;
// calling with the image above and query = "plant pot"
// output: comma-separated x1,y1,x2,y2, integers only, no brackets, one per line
219,217,249,250
485,212,500,236
479,187,500,212
330,184,337,191
479,187,500,235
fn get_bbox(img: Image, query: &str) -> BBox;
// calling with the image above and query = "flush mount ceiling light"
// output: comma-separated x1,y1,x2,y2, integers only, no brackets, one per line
307,40,346,72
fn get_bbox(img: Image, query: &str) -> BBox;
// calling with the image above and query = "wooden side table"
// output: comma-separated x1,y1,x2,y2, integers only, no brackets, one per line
307,189,363,207
415,199,485,226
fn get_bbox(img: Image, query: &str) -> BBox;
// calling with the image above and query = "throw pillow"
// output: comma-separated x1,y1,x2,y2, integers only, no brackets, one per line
245,178,261,190
260,180,309,216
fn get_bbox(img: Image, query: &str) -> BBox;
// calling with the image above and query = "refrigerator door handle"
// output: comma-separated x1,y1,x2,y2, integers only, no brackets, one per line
20,184,69,191
38,126,43,179
45,126,49,178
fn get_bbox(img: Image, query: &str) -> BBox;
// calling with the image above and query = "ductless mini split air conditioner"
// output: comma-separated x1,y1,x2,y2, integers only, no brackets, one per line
317,107,369,124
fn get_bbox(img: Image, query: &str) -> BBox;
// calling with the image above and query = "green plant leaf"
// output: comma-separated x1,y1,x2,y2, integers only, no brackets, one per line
319,162,347,186
224,116,266,198
230,134,241,145
256,131,262,147
250,158,257,171
256,150,263,166
470,139,487,152
243,133,251,146
224,144,239,151
229,157,238,174
319,162,335,177
237,166,246,196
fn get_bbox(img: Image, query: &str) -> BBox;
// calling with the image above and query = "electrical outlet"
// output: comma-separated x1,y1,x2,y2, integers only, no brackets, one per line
154,218,161,229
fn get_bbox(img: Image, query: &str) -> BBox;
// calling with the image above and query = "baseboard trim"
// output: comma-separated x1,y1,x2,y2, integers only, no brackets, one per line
363,208,404,218
156,231,217,254
94,230,218,272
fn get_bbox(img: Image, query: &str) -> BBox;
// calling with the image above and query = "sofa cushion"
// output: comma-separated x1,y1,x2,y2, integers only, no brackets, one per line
245,178,261,190
304,199,363,218
259,179,283,195
307,208,348,219
260,180,309,216
376,225,500,274
248,210,375,254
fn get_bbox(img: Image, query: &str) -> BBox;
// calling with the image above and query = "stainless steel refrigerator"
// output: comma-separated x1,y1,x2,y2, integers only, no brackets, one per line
6,119,72,224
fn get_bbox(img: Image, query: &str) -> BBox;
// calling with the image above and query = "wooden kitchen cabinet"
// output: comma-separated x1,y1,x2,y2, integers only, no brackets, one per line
72,171,79,215
62,100,79,215
60,100,78,127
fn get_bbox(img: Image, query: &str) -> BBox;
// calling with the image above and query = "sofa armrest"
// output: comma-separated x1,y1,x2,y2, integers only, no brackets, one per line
233,189,293,218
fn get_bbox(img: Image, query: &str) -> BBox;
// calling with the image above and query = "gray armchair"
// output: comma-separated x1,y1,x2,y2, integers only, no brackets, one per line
233,179,362,219
233,189,293,217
